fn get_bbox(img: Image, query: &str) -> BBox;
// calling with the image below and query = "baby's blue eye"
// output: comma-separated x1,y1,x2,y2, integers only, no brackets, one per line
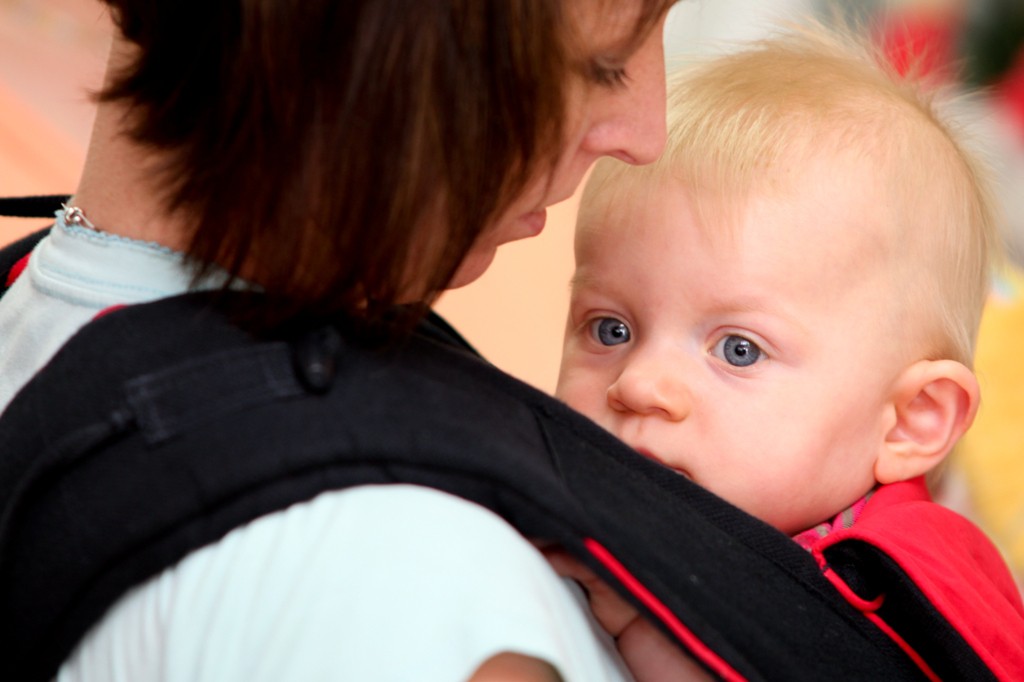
591,317,631,346
714,335,763,367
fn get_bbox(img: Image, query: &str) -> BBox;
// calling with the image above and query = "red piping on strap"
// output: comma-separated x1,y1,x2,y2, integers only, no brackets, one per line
584,538,746,682
822,567,941,682
93,304,127,320
5,254,30,288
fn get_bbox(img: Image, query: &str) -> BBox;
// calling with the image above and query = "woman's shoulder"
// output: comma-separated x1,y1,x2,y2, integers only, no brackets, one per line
58,484,629,682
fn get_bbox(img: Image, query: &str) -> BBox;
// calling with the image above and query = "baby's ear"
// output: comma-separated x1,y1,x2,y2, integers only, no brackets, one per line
875,359,980,485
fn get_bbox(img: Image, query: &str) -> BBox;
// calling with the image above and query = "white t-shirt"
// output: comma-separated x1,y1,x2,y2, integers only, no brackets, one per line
0,216,630,681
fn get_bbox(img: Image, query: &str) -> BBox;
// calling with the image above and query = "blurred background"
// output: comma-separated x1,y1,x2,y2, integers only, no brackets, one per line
1,0,1022,581
0,0,107,229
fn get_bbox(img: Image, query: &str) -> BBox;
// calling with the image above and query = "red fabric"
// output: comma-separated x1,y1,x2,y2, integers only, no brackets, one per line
92,304,127,320
792,491,872,550
997,49,1024,141
5,254,30,288
584,538,746,681
808,477,1024,681
877,9,958,83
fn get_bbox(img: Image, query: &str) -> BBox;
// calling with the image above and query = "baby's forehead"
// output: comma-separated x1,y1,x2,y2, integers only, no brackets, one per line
579,143,889,237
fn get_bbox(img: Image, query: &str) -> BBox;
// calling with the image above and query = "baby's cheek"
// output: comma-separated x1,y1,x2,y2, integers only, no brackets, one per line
554,379,584,411
718,471,798,533
556,374,599,418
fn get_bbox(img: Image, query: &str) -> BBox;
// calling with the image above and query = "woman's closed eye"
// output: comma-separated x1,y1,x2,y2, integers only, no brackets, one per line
711,334,765,368
587,58,629,88
589,316,632,346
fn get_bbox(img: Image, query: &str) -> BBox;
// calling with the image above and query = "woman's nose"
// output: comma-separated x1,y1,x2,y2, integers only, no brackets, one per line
606,355,692,421
583,27,668,166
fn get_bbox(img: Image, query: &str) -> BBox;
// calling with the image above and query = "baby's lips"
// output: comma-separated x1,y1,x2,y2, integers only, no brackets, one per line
633,447,692,480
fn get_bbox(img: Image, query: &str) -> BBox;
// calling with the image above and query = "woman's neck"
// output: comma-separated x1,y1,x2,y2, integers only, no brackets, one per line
70,37,189,251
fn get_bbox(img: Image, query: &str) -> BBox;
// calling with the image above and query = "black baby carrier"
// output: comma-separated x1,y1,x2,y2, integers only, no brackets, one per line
0,198,998,681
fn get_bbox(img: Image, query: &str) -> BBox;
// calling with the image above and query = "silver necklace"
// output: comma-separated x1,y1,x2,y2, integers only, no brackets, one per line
61,203,99,231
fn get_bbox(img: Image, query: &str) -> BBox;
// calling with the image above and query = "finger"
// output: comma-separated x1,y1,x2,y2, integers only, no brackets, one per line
540,547,640,636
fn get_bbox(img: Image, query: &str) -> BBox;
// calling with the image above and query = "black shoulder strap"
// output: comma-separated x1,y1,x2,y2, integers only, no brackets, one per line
0,293,966,682
0,195,68,219
823,540,1001,681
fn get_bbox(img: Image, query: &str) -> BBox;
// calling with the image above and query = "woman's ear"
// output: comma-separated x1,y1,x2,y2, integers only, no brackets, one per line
875,359,980,485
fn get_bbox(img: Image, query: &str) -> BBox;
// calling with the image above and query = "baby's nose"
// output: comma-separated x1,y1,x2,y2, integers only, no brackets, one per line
606,357,692,422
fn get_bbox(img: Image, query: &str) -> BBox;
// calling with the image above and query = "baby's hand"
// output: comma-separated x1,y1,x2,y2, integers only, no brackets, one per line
542,545,639,637
542,546,714,682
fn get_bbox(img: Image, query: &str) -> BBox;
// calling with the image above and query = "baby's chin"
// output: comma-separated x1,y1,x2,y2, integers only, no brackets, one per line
760,511,823,537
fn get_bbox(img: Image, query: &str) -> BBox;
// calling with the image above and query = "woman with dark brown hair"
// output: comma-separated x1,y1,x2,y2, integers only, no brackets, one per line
0,0,679,680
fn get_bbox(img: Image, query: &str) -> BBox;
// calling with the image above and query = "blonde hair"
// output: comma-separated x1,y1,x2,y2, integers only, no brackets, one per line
583,23,1000,366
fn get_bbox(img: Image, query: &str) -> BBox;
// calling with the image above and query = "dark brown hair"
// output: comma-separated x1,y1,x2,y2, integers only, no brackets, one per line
100,0,673,330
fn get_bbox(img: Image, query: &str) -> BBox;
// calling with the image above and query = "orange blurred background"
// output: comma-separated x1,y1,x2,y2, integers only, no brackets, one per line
0,0,106,231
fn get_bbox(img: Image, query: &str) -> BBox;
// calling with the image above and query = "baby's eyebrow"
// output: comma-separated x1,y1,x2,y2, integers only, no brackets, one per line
568,270,599,292
567,271,624,303
706,296,771,315
705,295,809,335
